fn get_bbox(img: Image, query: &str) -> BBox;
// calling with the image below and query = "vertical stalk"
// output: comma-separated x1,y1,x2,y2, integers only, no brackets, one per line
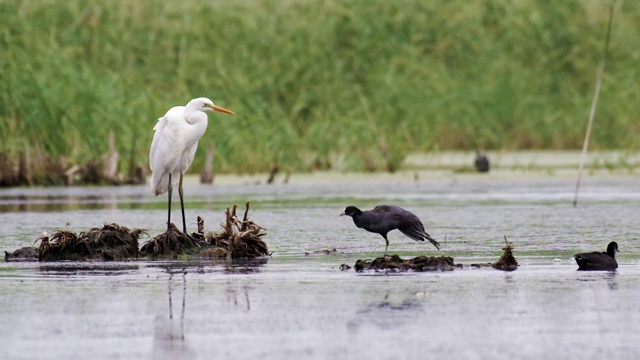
573,1,618,208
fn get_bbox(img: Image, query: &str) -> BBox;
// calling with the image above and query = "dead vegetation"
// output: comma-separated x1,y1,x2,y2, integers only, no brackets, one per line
140,223,205,259
140,202,269,260
206,203,269,259
471,236,519,271
4,203,268,262
38,224,145,261
0,133,146,187
354,255,461,272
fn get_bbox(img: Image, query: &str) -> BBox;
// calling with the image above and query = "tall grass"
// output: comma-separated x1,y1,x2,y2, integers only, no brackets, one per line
0,0,638,175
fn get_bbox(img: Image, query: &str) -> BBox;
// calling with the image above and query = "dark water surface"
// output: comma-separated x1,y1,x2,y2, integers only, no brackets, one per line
1,175,639,359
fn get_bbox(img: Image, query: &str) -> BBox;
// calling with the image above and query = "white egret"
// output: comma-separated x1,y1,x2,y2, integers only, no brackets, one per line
149,97,234,236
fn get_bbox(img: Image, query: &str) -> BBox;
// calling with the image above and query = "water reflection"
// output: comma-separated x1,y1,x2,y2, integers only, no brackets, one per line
224,257,269,274
0,190,148,212
347,291,424,332
145,257,269,275
224,279,252,312
38,263,139,275
605,271,618,290
152,269,195,360
575,270,618,290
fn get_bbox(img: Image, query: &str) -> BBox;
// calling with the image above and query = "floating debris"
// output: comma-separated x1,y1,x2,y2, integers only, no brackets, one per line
471,236,519,271
305,248,338,256
354,255,461,272
38,224,145,261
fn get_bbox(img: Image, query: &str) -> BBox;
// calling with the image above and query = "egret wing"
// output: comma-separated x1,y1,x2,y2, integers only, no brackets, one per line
149,116,170,171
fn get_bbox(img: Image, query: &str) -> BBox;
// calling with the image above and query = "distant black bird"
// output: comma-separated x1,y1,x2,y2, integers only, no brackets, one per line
574,241,619,271
340,205,440,254
474,151,490,173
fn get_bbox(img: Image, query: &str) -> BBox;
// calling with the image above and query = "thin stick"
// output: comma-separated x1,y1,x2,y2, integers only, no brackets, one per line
573,2,617,208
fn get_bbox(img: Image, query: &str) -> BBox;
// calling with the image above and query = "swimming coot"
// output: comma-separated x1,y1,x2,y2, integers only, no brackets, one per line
340,205,440,254
574,241,619,271
474,151,490,173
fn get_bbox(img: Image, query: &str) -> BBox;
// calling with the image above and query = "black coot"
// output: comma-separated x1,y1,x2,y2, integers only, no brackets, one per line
474,151,490,173
340,205,440,254
574,241,619,271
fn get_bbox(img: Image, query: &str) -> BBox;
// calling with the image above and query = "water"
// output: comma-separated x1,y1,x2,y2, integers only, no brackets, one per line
1,174,640,359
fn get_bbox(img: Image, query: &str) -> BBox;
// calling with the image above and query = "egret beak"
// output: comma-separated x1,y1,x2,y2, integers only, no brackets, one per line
210,104,235,115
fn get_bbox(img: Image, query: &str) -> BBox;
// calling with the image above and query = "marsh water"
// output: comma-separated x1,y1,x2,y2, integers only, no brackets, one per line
1,173,640,359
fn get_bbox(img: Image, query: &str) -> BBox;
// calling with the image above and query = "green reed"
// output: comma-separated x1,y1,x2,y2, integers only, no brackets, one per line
0,0,638,175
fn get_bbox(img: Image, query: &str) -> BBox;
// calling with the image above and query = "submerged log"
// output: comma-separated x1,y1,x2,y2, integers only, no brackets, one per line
471,236,519,271
354,254,461,272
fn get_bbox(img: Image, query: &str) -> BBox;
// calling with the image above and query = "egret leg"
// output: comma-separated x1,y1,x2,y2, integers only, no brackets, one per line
178,173,188,235
166,174,173,232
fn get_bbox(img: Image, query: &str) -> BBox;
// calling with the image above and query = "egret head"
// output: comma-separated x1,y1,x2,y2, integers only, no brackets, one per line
190,97,235,115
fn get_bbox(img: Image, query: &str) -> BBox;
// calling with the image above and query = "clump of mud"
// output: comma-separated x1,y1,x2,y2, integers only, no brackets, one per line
354,255,461,272
140,202,269,260
5,247,39,262
140,223,204,258
3,203,268,262
38,224,145,261
471,236,519,271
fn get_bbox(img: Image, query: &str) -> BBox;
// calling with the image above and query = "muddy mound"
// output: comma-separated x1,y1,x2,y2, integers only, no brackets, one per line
5,246,39,262
140,202,269,260
354,254,461,272
38,224,144,261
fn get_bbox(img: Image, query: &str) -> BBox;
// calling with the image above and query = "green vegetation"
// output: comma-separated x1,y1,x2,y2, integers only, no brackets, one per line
1,0,638,179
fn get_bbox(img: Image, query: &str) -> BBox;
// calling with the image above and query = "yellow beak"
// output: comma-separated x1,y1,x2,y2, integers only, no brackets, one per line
209,104,235,115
